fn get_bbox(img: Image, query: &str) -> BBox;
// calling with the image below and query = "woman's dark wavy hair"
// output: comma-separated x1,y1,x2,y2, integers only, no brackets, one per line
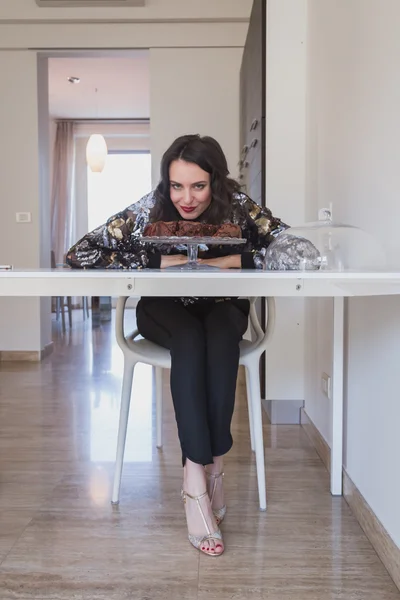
150,134,241,224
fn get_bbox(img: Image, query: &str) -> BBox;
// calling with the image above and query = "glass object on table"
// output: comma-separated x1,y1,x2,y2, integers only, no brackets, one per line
264,210,387,272
141,236,247,270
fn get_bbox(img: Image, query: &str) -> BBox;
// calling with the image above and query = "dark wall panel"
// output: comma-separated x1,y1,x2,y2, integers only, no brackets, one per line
239,0,267,397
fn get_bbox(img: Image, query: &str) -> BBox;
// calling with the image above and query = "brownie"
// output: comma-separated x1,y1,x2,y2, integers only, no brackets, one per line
144,220,242,238
144,221,178,236
213,223,241,238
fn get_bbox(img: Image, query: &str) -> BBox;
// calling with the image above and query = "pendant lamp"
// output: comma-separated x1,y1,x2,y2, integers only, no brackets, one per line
86,87,108,173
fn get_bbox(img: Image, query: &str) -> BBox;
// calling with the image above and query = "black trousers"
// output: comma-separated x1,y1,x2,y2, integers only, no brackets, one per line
136,298,250,466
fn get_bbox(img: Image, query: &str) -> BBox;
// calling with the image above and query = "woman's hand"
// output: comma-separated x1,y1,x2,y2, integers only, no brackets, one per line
160,254,188,269
198,255,241,269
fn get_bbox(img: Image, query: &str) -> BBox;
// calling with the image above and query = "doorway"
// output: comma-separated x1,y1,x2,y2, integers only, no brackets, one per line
48,50,151,319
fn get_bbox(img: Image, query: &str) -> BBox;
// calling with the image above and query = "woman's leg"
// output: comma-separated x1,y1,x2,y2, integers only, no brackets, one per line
203,300,250,510
136,298,223,554
136,298,214,465
204,300,249,455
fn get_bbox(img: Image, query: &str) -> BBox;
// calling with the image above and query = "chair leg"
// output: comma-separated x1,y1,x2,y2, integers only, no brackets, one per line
67,297,73,328
246,364,267,511
111,359,136,505
154,366,163,449
61,298,66,333
56,297,61,321
82,296,90,319
245,367,255,452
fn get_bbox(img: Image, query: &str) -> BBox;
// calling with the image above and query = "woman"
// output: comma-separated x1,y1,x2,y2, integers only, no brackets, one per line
67,134,287,557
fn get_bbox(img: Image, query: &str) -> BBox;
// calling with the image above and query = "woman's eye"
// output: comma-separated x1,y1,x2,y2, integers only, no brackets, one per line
171,184,181,190
195,184,206,190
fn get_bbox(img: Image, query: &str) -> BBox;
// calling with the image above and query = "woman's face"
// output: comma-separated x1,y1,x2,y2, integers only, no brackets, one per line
169,159,212,220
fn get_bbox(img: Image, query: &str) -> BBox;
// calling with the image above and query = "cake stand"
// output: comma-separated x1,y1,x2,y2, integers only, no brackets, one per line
141,236,247,270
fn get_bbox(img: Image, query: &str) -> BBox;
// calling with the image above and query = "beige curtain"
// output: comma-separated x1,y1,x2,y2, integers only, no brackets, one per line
51,121,76,265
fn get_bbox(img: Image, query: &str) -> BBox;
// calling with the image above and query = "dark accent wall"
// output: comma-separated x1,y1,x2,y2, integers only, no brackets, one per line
239,0,266,209
240,0,267,397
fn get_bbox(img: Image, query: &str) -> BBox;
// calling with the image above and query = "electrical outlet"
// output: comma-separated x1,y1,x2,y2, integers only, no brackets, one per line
321,372,331,399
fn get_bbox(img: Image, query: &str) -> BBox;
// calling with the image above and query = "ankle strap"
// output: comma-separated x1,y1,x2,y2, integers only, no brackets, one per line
183,489,208,502
205,471,224,480
182,489,211,536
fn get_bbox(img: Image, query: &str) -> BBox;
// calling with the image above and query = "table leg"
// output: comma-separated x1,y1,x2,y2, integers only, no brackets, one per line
331,296,344,495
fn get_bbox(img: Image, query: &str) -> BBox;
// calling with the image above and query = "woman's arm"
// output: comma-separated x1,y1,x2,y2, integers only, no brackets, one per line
198,196,288,270
239,195,289,269
240,195,320,271
66,193,161,269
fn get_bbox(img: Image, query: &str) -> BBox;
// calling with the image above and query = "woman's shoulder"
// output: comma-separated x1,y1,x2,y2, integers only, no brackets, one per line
126,190,157,215
103,191,156,234
231,192,266,219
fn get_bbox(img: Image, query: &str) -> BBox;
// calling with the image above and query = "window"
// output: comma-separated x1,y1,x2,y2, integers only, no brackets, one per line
87,151,151,231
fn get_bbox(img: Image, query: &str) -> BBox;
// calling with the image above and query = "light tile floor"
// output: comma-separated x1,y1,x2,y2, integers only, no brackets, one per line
0,310,398,599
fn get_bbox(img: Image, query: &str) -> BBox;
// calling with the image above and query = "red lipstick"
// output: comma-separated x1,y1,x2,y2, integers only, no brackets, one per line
181,207,196,213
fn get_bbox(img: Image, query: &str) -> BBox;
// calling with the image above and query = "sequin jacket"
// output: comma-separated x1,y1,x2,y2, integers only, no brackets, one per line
66,191,288,271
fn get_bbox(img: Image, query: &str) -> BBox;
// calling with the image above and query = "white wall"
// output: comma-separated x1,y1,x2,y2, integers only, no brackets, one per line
38,57,52,350
0,23,248,51
264,0,308,402
0,52,51,351
306,0,400,547
0,0,252,22
149,48,243,188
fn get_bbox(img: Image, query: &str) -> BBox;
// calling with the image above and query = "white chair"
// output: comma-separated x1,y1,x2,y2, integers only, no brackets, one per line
112,296,276,511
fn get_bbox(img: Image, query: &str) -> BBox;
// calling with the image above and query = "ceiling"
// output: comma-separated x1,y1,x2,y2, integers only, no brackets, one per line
48,52,150,119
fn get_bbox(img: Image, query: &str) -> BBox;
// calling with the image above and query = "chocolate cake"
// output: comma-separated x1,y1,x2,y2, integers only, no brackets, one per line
144,221,242,238
213,223,241,238
144,221,177,237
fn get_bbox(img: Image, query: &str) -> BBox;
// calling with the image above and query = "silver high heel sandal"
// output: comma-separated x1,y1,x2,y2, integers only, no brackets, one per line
181,489,224,557
206,471,227,525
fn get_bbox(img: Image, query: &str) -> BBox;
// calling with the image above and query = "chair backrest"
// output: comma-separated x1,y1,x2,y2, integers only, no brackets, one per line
116,295,276,355
115,296,135,355
248,297,276,352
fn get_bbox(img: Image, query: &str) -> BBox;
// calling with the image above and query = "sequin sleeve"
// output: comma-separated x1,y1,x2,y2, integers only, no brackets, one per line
236,195,289,269
66,192,157,269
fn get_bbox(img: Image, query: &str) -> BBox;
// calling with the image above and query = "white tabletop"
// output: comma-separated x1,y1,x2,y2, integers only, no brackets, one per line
1,268,400,297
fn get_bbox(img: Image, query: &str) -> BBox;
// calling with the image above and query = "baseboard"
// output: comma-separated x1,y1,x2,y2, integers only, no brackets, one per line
0,341,54,362
343,470,400,591
41,342,54,360
300,408,330,472
301,408,399,592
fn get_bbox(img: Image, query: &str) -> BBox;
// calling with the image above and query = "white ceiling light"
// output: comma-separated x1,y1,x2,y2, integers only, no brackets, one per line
86,87,108,173
86,134,108,173
67,76,80,84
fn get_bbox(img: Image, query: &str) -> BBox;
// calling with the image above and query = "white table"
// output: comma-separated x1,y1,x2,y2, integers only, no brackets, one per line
2,267,400,497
